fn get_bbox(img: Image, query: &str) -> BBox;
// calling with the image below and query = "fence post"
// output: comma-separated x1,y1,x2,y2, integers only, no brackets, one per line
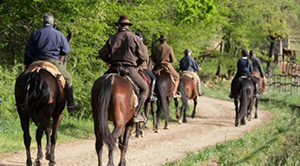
285,74,287,93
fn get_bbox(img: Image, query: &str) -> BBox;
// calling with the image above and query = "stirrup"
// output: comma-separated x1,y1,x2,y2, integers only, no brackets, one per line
134,114,146,123
150,95,158,101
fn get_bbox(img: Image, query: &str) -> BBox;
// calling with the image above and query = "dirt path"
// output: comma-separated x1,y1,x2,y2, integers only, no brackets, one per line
0,96,272,166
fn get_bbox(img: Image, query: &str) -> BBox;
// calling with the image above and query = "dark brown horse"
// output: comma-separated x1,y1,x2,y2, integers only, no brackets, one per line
283,48,296,62
248,72,266,120
91,73,136,166
231,76,255,126
175,75,196,123
15,69,65,166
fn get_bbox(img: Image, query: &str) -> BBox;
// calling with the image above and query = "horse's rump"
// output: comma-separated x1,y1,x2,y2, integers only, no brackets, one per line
251,72,266,94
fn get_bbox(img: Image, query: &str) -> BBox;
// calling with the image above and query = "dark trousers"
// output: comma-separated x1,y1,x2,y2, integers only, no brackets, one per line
143,69,156,81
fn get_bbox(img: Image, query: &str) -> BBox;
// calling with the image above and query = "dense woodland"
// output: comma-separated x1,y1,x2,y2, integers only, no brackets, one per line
0,0,300,117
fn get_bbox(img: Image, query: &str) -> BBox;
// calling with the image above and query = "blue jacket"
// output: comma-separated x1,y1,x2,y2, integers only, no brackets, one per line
180,55,200,72
25,24,70,66
237,57,253,74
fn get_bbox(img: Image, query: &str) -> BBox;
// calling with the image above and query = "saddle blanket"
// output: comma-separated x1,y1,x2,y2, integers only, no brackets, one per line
27,61,66,88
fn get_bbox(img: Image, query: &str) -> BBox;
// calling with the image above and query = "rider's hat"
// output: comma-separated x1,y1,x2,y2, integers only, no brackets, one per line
114,15,132,26
159,34,167,41
184,49,192,55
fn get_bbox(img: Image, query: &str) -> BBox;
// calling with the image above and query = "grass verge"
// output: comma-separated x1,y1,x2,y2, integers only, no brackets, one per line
165,81,300,165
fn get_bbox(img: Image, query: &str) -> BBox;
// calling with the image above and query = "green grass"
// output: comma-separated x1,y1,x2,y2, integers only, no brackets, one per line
0,115,94,154
166,81,300,166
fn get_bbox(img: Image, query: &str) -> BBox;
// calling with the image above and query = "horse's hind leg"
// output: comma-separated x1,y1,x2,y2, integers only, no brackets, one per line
254,98,259,119
20,115,32,166
35,127,44,165
119,122,134,166
95,127,104,166
45,126,51,160
49,114,63,166
234,98,239,127
164,98,171,129
108,124,124,166
174,98,179,119
191,97,197,119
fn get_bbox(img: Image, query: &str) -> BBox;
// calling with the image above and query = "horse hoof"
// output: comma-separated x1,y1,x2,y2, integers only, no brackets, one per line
153,127,159,133
164,125,169,130
254,115,258,119
241,120,246,125
191,114,195,118
235,122,239,127
183,119,187,123
35,159,41,166
49,161,56,166
141,130,144,137
178,119,182,124
45,153,50,160
26,159,32,166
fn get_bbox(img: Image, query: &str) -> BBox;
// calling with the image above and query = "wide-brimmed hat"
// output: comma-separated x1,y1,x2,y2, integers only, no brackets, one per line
114,15,132,26
159,34,167,41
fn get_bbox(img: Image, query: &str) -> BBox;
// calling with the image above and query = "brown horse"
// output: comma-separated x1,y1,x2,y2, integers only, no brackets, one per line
283,48,296,62
152,70,173,131
231,76,255,126
248,72,266,120
15,69,65,166
91,73,136,166
175,75,196,123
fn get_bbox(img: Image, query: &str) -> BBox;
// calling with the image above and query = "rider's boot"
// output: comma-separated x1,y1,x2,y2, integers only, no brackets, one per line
150,79,157,101
134,96,146,123
196,81,204,96
254,83,259,98
66,85,82,113
173,80,181,98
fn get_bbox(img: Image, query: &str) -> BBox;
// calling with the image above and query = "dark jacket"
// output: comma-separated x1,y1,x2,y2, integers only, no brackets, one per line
251,56,264,77
98,28,148,67
25,24,70,66
237,57,253,74
151,41,175,67
180,55,200,72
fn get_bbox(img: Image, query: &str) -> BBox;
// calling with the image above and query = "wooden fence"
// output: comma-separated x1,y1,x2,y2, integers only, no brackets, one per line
267,74,300,94
278,60,300,75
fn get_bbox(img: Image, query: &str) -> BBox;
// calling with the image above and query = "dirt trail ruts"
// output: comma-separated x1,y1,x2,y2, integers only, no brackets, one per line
0,96,272,166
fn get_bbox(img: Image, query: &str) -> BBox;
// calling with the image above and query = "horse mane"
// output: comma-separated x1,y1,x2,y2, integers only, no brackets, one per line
24,71,51,127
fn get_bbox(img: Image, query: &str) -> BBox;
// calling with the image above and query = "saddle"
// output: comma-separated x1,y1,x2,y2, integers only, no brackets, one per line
181,71,196,83
26,61,66,88
154,64,175,84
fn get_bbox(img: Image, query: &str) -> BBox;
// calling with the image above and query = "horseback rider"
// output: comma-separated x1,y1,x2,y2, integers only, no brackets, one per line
250,50,266,95
229,49,259,98
24,13,81,113
249,50,265,78
151,34,181,98
179,49,204,96
135,32,158,101
98,16,149,123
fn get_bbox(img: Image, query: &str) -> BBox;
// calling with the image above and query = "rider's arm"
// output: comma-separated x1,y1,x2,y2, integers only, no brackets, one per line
191,57,200,71
59,34,71,56
256,58,265,77
169,47,175,63
98,40,111,63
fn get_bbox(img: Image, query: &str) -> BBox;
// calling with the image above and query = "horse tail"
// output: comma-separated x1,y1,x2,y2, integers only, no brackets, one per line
239,88,249,119
178,76,188,109
97,75,115,151
24,71,50,127
156,76,169,113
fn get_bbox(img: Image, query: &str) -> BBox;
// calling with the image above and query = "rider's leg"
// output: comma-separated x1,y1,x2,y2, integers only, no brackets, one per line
144,69,157,101
168,64,181,98
229,74,238,98
128,67,149,122
46,59,81,112
190,71,203,96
